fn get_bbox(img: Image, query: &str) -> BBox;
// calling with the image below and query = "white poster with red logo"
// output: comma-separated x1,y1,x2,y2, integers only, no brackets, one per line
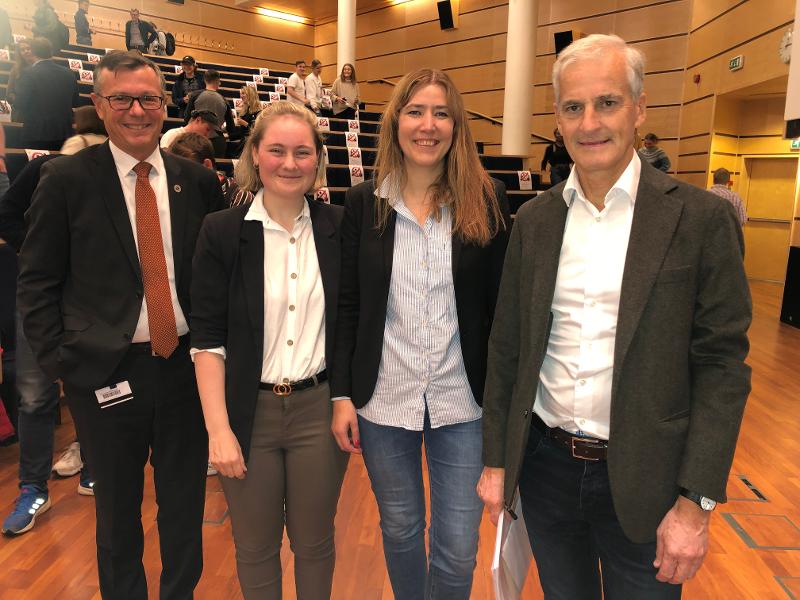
25,149,51,161
13,34,25,43
348,147,362,166
79,69,94,84
348,119,360,132
259,68,270,77
517,170,533,191
321,96,332,110
314,188,331,203
349,165,365,186
345,132,359,148
269,92,280,102
317,117,330,132
275,84,286,94
252,74,263,83
233,98,243,110
0,100,11,122
87,53,101,63
260,101,270,110
68,59,83,71
0,49,10,61
174,65,183,74
245,81,257,89
278,77,288,86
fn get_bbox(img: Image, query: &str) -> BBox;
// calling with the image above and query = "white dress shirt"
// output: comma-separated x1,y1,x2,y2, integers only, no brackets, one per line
533,151,641,440
286,73,306,106
191,192,326,384
305,72,323,110
109,141,189,342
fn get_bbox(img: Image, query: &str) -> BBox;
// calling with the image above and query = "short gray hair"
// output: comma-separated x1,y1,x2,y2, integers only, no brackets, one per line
552,34,645,105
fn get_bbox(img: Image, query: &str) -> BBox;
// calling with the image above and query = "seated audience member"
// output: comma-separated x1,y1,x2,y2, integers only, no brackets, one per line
541,128,571,186
305,59,324,114
331,63,359,120
287,60,312,109
167,132,253,207
160,109,218,149
8,39,36,123
638,132,671,172
172,56,205,119
60,105,108,155
191,101,348,599
125,8,156,52
74,0,93,46
230,86,262,156
15,37,78,151
709,167,747,227
184,70,235,158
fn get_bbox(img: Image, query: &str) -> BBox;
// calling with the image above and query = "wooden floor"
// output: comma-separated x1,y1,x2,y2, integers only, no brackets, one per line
0,281,798,599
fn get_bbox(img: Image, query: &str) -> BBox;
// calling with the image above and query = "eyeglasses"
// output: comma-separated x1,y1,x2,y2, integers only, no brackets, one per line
98,95,165,111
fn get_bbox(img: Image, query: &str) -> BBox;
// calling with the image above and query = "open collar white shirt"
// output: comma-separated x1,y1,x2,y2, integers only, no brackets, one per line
533,151,641,440
109,141,189,342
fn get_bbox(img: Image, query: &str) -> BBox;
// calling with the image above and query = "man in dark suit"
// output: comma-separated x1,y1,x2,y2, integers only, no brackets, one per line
17,51,224,599
125,8,156,52
478,34,751,599
15,37,78,150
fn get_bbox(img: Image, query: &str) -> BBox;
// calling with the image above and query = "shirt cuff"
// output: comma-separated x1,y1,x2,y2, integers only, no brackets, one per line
189,346,226,362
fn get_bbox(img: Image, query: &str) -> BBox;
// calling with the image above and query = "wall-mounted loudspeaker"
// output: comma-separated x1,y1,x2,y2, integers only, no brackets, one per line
437,0,459,30
554,30,582,54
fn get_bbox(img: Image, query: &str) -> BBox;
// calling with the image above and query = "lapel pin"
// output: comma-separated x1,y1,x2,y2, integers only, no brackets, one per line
174,184,182,193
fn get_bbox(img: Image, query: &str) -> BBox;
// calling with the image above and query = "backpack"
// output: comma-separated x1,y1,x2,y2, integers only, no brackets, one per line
165,32,176,56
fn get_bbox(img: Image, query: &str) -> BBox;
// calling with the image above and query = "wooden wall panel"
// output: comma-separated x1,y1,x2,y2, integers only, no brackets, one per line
679,134,712,156
675,172,708,188
680,96,715,138
739,97,788,136
690,0,743,30
678,153,711,173
739,137,798,155
641,106,681,139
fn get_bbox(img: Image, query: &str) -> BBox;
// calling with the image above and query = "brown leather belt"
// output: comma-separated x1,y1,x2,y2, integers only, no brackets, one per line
260,370,327,396
531,413,608,461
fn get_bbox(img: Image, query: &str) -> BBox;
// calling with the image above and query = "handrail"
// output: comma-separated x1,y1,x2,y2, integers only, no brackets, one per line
366,78,553,143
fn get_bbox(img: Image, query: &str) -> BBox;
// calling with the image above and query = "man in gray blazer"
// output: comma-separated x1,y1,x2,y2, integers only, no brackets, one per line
478,34,751,598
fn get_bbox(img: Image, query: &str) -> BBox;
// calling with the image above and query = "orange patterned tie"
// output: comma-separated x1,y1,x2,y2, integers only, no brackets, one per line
133,162,178,358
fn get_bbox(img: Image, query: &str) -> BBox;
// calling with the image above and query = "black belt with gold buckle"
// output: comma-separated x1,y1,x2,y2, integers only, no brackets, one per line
531,413,608,461
260,370,327,397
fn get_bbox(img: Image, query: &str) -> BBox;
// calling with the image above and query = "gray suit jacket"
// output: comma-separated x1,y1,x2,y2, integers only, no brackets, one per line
482,161,752,543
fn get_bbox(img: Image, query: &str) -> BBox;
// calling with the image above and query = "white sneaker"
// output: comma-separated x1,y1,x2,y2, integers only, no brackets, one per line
207,462,218,477
53,442,83,477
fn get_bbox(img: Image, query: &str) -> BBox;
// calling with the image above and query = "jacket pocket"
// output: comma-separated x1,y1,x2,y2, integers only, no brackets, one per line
659,408,690,423
655,265,692,284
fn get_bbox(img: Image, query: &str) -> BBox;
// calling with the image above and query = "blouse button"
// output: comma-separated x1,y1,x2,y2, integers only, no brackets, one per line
290,237,296,244
291,273,298,279
287,340,294,346
289,305,296,311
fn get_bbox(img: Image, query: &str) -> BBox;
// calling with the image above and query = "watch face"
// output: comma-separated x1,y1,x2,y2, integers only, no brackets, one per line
700,496,717,511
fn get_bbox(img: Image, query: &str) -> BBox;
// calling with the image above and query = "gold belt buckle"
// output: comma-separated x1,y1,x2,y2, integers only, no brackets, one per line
571,436,600,461
273,382,292,396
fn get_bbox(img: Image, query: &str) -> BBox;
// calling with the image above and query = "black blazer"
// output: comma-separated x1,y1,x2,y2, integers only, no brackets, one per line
15,59,78,144
125,20,157,49
330,179,510,409
16,142,225,389
190,199,344,462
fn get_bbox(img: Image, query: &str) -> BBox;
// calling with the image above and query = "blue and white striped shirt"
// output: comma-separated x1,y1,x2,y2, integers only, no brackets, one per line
357,182,481,430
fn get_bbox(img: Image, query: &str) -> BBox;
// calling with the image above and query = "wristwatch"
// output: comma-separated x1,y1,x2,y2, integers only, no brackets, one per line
680,488,717,511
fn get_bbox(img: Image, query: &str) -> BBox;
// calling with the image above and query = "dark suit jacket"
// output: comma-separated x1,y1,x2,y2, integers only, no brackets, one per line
125,19,157,49
190,199,344,461
0,154,59,251
16,142,225,390
15,59,78,144
482,161,752,543
330,178,511,408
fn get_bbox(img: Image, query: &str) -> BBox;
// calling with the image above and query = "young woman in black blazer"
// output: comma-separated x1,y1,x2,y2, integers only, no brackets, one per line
191,101,348,600
330,69,510,600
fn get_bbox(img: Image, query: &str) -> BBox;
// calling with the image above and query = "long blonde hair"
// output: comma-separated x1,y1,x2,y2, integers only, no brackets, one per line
373,69,501,246
235,101,326,193
240,85,261,114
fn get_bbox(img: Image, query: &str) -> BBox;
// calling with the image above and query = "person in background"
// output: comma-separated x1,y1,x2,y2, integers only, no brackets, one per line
172,56,205,119
231,86,262,146
0,8,12,50
330,68,510,600
74,0,93,46
60,105,108,155
638,132,671,172
0,126,7,201
286,60,311,110
160,109,218,149
166,131,253,208
15,37,78,150
191,100,348,599
541,128,571,186
184,69,235,158
305,59,324,115
478,33,751,599
7,39,36,123
32,0,67,53
708,167,747,227
125,8,156,52
331,63,359,120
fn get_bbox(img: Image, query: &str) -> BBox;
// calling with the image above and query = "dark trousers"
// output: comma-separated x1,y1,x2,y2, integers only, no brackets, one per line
210,135,227,158
65,338,208,600
518,419,682,600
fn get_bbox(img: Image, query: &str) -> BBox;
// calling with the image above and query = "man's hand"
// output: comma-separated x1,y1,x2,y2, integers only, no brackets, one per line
653,495,711,584
331,399,361,454
477,466,505,525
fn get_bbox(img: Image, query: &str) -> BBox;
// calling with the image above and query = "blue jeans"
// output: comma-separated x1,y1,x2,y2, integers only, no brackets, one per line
518,422,682,600
358,414,483,600
15,310,60,489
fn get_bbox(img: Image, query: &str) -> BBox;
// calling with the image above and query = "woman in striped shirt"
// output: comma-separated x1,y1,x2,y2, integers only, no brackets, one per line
330,68,510,600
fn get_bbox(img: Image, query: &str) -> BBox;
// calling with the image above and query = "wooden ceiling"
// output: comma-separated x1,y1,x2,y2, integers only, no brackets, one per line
237,0,398,21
